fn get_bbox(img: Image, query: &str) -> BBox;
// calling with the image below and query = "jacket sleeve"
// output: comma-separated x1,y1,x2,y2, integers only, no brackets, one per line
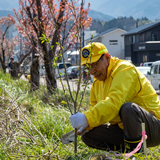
89,82,97,109
84,65,141,128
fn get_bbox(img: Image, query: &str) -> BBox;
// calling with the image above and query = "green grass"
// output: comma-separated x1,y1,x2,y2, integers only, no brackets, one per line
0,71,160,160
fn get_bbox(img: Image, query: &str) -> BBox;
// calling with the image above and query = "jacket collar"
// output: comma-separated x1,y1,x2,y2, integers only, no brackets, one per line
106,56,117,79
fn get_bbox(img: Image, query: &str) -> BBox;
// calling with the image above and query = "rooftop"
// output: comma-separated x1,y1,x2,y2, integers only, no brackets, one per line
122,21,160,36
85,27,126,41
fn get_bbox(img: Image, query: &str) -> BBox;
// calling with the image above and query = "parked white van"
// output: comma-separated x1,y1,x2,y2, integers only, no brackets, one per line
147,61,160,90
140,62,153,67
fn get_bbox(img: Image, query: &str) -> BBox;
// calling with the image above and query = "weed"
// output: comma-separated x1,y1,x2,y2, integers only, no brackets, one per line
0,71,160,159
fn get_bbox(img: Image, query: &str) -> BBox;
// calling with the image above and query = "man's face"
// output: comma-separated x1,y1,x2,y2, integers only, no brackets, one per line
88,54,110,81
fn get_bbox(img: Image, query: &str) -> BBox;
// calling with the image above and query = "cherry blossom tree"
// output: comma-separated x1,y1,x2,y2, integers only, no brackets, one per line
0,15,16,73
14,0,91,93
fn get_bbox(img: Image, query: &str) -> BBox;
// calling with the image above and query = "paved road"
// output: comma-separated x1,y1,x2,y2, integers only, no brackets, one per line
21,75,160,100
21,75,92,91
56,78,92,91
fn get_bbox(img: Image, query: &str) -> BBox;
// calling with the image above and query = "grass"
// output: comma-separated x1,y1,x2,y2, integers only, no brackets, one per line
0,71,160,159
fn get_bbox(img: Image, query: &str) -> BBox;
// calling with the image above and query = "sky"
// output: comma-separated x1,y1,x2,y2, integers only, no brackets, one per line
1,0,160,21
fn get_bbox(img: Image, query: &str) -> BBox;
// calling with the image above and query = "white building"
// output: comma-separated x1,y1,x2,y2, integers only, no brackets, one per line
85,27,127,59
63,28,126,63
63,29,97,64
84,28,97,41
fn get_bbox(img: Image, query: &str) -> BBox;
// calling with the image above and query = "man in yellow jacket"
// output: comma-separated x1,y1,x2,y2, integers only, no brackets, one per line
69,42,160,153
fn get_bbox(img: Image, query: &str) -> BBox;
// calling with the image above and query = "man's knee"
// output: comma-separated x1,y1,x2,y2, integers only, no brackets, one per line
81,131,92,146
81,132,97,149
119,102,132,119
81,133,86,143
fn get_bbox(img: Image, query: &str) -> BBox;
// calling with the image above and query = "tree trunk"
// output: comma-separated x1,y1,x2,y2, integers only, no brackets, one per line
30,57,40,92
11,62,19,78
43,50,57,93
1,63,6,73
36,0,57,93
0,50,6,73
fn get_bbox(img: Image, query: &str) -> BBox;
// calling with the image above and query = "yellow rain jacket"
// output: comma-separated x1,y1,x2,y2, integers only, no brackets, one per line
26,74,31,83
84,56,160,129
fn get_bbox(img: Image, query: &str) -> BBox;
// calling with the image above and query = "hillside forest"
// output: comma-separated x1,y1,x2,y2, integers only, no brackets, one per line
90,16,151,33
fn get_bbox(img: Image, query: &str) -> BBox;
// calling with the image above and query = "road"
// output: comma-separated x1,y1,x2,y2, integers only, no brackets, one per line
56,78,92,91
21,75,160,100
21,75,92,91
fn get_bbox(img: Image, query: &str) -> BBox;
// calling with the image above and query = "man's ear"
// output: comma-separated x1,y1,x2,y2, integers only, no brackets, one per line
104,53,111,62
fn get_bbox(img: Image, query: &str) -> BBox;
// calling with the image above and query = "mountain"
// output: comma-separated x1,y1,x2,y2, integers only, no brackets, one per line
85,0,160,21
90,17,151,33
0,9,114,23
123,0,160,21
88,10,114,21
1,0,160,21
0,10,14,17
85,0,143,18
0,1,114,22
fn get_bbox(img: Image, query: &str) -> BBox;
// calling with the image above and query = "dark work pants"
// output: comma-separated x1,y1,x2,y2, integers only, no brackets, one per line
81,102,160,151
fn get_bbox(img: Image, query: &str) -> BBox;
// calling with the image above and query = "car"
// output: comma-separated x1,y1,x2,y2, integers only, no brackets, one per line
127,60,132,63
76,66,85,78
146,61,160,90
55,62,72,78
81,66,94,83
140,62,153,67
90,74,94,83
136,66,151,76
136,66,151,83
66,66,79,79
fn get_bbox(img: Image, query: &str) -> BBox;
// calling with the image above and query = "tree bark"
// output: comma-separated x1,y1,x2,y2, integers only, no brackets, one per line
30,57,40,92
36,0,57,93
11,62,19,78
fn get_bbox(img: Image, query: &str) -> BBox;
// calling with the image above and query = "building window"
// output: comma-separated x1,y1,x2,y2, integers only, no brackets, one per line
152,34,157,41
140,34,145,42
125,57,131,60
109,40,118,45
132,36,135,43
143,55,147,62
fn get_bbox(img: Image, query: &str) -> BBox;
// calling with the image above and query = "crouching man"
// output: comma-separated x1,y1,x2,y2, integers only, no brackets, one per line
69,42,160,153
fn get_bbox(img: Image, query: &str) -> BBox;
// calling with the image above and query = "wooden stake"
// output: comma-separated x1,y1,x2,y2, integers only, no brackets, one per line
74,101,77,154
141,123,147,157
74,128,77,153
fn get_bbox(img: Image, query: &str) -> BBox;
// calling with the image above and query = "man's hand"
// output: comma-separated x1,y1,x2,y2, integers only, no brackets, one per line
69,112,88,133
